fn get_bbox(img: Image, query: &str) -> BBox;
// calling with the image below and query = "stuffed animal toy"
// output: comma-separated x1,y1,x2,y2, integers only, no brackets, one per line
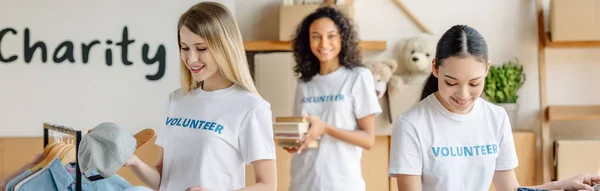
397,33,437,85
364,60,404,99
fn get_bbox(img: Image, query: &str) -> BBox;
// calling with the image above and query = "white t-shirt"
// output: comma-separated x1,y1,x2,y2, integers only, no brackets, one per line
388,94,518,191
155,84,276,191
290,66,382,191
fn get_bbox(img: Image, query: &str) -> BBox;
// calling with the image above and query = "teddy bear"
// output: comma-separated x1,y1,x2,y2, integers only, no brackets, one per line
396,33,437,85
364,60,404,99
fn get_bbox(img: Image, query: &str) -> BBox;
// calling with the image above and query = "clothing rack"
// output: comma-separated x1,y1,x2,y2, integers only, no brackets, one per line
43,123,82,191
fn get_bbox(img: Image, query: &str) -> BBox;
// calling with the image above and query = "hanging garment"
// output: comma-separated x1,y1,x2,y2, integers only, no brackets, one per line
4,170,30,191
15,158,130,191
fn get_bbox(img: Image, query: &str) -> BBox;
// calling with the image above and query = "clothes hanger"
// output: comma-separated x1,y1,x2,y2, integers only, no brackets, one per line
42,142,59,156
30,133,68,172
29,144,62,172
50,135,73,166
59,138,76,165
134,128,156,149
18,134,69,191
30,132,61,172
39,131,62,159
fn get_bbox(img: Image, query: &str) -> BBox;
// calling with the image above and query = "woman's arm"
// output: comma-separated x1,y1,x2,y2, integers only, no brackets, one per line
323,114,375,149
492,169,520,191
125,148,163,190
396,174,422,191
493,169,600,191
236,159,277,191
298,114,375,152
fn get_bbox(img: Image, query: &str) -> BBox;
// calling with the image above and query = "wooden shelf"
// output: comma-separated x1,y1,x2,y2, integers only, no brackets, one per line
545,33,600,48
243,40,387,51
534,0,600,183
548,105,600,121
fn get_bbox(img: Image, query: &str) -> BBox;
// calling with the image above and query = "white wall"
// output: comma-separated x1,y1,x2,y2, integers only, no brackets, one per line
239,0,600,135
2,0,599,137
0,0,235,136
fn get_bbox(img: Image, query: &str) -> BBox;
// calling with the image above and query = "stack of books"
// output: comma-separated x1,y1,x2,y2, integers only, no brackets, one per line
273,116,319,148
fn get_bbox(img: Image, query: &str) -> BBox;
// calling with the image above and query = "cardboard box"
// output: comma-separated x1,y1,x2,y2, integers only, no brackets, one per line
550,0,600,41
279,4,354,41
555,140,600,180
254,52,297,120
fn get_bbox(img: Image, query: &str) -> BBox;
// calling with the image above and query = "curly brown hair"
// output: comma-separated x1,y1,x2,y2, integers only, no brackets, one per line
292,6,362,82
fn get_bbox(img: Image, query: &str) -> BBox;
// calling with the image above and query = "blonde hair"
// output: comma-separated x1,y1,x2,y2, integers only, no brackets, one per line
177,2,258,95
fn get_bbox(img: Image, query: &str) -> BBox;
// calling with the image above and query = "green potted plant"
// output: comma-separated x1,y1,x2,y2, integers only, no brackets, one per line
484,58,526,128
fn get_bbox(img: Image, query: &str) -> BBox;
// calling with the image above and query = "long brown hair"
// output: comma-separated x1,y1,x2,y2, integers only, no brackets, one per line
177,2,258,95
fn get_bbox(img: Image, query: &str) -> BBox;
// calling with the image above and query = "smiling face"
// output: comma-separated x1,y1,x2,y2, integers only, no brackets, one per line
309,17,342,64
179,25,220,83
433,56,490,114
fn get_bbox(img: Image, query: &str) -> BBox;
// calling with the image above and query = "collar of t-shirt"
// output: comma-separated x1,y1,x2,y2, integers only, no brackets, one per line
427,94,482,122
192,84,240,98
310,66,346,81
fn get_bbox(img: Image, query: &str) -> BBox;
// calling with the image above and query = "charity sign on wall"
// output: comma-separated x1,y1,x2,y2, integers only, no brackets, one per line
0,0,235,136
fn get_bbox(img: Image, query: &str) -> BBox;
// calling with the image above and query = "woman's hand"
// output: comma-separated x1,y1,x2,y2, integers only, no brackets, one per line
298,114,326,153
552,173,600,191
186,185,211,191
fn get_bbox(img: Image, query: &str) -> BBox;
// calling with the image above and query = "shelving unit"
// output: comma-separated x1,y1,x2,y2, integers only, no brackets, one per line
534,0,600,183
243,40,387,51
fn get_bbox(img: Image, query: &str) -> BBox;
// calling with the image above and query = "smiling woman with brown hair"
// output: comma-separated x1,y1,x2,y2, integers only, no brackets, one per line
284,6,382,191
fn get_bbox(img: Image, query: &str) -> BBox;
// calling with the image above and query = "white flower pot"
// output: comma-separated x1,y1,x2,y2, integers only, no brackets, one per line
497,103,518,129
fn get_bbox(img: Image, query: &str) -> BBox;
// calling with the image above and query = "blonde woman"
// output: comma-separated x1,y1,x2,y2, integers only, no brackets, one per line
124,2,277,191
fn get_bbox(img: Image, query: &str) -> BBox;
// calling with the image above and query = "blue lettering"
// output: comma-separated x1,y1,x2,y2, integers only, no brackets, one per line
431,144,500,158
431,147,440,157
165,117,173,125
215,125,223,134
208,122,216,131
182,119,190,127
190,120,198,129
203,122,211,130
481,145,487,155
456,147,463,156
441,147,449,157
464,147,473,156
301,94,346,103
170,118,178,126
165,117,225,135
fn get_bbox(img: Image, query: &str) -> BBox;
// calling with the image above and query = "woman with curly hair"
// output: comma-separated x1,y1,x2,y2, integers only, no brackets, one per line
283,6,382,191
